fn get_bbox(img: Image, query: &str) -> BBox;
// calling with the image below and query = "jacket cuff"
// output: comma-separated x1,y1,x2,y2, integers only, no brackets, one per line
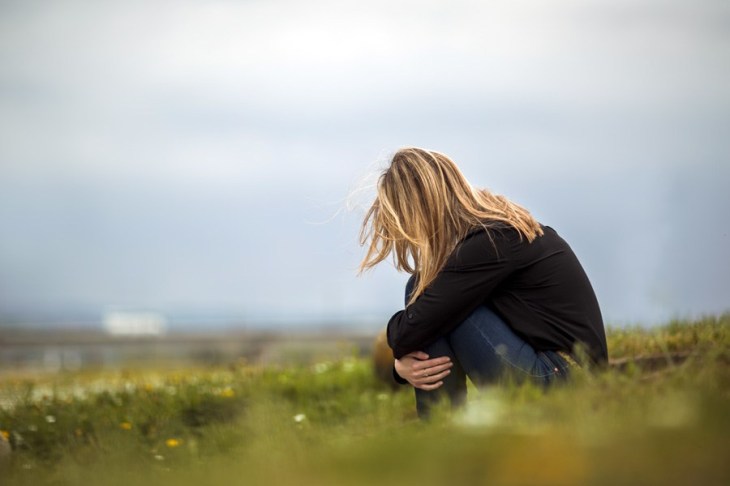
392,365,408,385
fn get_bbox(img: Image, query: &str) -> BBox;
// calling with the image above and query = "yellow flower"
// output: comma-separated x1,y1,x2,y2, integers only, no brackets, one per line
0,430,9,441
219,387,235,398
165,438,181,448
120,422,132,430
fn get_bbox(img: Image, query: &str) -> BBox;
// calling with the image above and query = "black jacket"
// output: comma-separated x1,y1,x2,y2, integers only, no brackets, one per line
387,224,608,364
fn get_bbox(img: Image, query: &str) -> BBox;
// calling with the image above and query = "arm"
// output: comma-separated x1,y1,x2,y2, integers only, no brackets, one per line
387,230,514,359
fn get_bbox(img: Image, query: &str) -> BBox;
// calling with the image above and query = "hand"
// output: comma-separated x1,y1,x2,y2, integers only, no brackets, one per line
394,351,453,390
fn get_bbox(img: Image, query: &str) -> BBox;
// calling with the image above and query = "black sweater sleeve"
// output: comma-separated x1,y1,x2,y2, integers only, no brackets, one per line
386,230,514,359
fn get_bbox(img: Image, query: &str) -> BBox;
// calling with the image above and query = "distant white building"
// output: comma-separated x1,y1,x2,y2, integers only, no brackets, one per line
103,311,167,336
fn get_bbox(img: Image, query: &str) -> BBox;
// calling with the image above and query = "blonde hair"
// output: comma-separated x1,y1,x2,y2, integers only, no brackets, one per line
359,147,543,306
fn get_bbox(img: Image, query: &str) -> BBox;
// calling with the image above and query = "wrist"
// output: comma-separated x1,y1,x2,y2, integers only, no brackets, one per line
392,365,409,385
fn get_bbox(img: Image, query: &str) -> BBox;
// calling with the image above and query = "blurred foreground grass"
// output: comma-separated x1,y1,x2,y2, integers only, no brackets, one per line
1,314,729,485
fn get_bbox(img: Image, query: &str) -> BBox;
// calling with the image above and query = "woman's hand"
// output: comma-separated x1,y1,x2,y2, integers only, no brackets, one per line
394,351,453,390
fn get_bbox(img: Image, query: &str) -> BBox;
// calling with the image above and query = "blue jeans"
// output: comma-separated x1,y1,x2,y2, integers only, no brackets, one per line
404,277,570,418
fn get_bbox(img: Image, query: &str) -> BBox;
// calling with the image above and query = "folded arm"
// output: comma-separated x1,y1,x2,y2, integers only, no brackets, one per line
386,232,514,359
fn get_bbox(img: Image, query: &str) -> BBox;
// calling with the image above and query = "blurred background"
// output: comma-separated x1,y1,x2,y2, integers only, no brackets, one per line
0,0,728,369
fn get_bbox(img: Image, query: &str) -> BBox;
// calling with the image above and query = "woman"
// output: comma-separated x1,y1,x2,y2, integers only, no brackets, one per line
359,147,607,418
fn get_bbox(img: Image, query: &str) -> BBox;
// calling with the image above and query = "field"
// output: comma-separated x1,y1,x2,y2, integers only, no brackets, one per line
1,315,729,485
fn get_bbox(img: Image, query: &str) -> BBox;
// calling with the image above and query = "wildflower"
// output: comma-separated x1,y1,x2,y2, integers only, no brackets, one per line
0,430,9,441
293,413,306,423
165,438,181,448
313,362,330,374
120,422,132,430
45,415,56,424
219,387,235,398
154,454,165,461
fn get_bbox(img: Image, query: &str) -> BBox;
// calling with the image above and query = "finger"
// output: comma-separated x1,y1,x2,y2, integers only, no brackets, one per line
412,356,451,371
415,363,450,379
422,362,453,376
416,381,444,390
428,369,451,382
423,363,454,376
414,369,451,385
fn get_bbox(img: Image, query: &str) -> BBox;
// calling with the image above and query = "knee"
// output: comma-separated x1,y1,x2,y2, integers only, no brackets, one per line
458,305,503,330
448,305,510,344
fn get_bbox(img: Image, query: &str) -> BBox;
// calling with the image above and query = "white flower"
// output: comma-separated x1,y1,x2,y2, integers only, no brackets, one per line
293,413,306,423
313,362,330,374
45,415,56,424
453,393,504,428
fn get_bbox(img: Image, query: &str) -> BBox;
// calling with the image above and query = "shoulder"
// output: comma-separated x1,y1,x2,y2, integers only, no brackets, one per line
464,222,524,247
447,223,521,267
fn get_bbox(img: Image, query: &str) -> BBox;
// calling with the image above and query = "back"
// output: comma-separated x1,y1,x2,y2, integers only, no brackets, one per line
485,225,608,363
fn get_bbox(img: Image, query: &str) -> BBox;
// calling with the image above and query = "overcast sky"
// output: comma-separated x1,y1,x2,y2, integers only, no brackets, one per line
0,0,728,329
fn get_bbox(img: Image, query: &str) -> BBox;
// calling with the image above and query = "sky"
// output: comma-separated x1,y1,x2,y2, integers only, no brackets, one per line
0,0,728,330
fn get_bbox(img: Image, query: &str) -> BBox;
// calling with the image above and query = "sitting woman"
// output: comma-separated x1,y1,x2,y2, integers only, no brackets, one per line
359,147,608,418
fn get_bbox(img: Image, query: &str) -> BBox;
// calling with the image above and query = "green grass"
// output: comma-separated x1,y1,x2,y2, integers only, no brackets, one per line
1,314,729,485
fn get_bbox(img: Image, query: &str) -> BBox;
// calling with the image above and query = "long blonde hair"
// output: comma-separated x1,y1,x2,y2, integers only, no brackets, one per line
359,147,543,306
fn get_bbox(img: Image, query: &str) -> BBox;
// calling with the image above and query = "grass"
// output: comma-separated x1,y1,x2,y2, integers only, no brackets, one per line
1,314,729,485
